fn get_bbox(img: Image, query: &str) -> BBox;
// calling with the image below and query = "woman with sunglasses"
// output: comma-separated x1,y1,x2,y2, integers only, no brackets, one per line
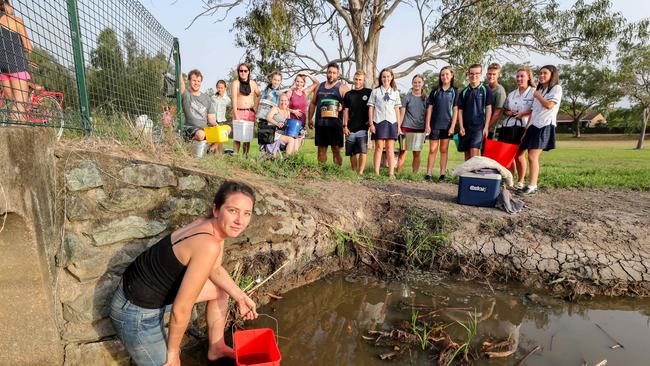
368,68,402,178
231,63,260,157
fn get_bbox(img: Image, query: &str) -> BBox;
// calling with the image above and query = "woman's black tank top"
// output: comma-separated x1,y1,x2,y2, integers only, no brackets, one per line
122,231,212,309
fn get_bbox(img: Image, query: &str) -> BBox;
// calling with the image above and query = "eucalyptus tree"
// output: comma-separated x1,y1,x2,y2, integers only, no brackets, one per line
190,0,624,85
559,64,620,138
617,19,650,149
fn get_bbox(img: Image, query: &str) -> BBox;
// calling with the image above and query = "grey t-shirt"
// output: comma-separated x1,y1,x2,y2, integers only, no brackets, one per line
491,84,507,109
182,90,215,128
401,92,427,130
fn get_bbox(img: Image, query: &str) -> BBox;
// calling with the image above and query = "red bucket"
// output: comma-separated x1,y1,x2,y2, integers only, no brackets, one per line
234,315,281,366
483,139,518,169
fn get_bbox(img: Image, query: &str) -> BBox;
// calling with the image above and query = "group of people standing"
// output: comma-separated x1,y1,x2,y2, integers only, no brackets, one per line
181,61,562,194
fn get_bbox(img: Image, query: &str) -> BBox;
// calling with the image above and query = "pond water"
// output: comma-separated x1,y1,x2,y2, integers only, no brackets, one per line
183,271,650,365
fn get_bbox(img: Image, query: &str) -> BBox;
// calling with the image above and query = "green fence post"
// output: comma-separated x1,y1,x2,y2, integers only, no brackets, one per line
66,0,92,134
173,37,182,131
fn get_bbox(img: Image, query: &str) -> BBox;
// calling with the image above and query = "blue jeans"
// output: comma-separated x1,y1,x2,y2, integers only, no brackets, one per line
110,285,171,366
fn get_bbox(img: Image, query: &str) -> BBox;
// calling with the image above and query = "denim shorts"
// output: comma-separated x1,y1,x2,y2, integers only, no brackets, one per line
110,285,172,366
345,129,368,156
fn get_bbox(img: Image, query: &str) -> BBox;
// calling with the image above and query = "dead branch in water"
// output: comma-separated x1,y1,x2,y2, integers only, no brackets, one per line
514,345,541,366
595,323,624,349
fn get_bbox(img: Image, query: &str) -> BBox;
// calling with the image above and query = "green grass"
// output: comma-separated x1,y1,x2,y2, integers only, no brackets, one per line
64,121,650,190
208,134,650,190
539,137,650,190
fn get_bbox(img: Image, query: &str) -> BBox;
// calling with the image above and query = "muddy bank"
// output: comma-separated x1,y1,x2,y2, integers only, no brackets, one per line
302,179,650,298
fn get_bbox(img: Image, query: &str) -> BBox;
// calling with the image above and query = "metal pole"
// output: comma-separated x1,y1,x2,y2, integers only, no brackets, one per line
66,0,92,134
173,37,182,131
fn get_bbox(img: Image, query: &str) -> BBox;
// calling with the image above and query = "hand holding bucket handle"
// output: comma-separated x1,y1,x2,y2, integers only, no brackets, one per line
236,294,258,320
231,313,280,347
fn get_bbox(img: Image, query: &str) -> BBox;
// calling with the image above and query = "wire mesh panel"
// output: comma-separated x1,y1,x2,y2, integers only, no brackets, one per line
77,0,175,124
0,0,177,136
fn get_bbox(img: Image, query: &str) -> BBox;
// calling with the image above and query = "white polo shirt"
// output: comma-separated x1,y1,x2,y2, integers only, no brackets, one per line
529,85,562,128
367,86,402,124
502,86,534,127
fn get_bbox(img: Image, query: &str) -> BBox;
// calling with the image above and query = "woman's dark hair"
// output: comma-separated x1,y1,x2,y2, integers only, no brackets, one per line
537,65,560,92
437,66,455,90
378,68,397,91
265,70,282,91
208,180,256,217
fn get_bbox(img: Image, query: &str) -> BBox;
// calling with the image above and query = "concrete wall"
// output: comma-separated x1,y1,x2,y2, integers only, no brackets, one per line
0,128,62,365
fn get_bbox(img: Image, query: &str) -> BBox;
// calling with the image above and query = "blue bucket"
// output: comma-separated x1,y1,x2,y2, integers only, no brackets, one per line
286,119,302,137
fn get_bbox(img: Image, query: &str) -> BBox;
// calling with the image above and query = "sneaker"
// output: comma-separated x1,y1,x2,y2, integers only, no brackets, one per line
514,182,525,190
520,185,538,195
424,174,433,182
438,174,446,182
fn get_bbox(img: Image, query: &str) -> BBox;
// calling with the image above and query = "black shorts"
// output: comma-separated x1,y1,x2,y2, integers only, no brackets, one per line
458,127,484,151
315,123,344,147
428,128,452,140
183,126,203,140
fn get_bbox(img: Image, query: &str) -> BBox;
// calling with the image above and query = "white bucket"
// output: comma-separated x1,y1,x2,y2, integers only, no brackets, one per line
233,120,254,142
192,140,207,158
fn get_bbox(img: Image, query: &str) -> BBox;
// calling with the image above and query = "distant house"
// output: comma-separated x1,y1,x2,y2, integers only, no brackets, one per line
556,112,607,128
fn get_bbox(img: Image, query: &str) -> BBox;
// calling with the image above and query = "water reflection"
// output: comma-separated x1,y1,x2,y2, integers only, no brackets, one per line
184,272,650,366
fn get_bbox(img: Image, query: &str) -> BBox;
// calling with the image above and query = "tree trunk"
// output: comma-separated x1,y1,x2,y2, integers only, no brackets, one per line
637,107,648,149
573,119,581,138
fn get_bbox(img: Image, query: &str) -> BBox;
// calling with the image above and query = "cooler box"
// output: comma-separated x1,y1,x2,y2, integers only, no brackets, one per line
457,171,502,207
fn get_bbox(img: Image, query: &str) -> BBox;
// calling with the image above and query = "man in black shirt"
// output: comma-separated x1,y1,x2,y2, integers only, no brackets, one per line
343,70,372,174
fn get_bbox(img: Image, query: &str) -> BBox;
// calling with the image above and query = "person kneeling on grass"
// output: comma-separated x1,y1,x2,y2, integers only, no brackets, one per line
518,65,563,196
343,70,372,174
180,69,231,154
110,181,258,366
263,94,300,157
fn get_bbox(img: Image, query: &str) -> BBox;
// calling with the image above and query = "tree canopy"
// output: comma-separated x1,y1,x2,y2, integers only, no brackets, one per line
558,63,620,138
192,0,626,84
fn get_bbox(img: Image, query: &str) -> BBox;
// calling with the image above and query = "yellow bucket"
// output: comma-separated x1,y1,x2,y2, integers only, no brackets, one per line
205,125,229,143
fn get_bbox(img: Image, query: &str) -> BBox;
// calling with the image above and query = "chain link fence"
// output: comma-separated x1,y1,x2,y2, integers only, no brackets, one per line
1,0,180,136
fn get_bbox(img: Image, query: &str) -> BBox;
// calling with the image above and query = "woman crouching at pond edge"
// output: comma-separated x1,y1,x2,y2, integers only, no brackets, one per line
110,180,258,366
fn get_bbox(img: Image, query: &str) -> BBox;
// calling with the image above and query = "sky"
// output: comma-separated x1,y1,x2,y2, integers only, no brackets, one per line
141,0,649,92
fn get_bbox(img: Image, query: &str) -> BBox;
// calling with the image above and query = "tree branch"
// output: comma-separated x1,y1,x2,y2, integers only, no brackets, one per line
185,0,243,30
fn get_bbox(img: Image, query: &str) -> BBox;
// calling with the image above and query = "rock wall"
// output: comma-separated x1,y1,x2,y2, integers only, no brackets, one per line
54,150,348,365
